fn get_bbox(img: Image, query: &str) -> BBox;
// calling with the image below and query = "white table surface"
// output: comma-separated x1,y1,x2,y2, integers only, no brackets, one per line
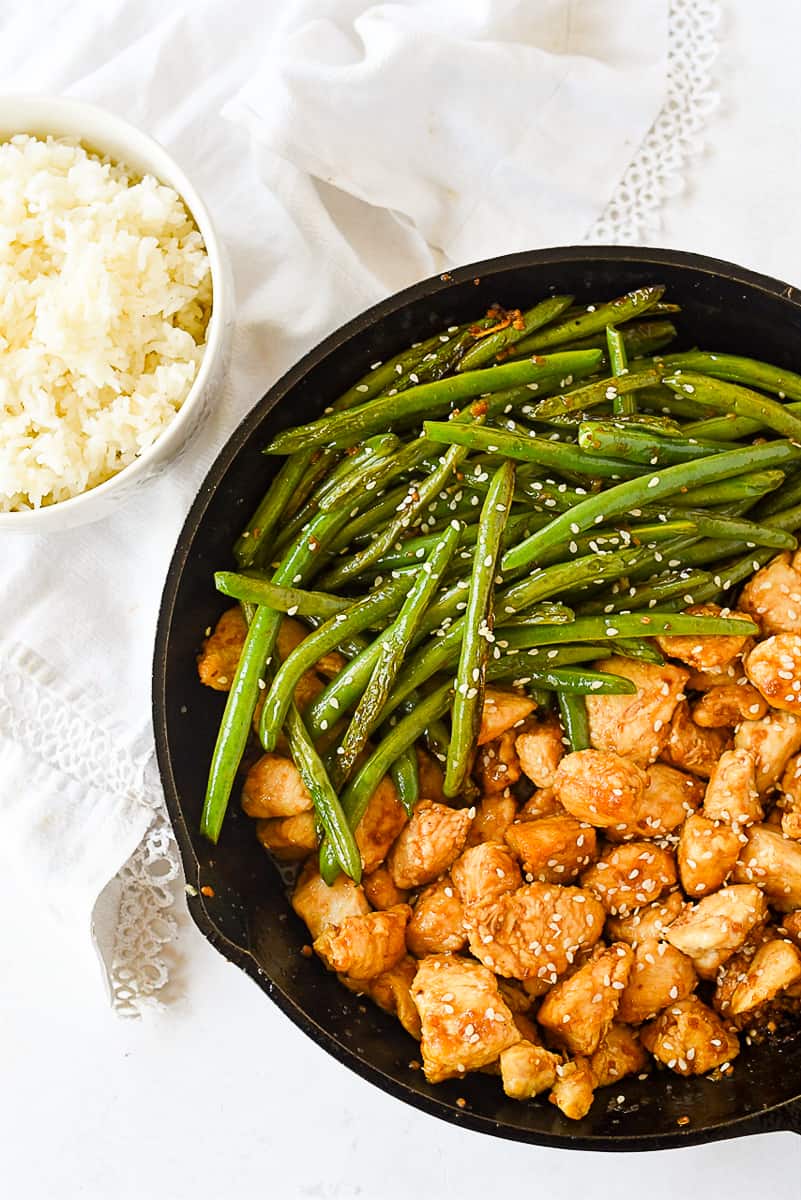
5,3,801,1197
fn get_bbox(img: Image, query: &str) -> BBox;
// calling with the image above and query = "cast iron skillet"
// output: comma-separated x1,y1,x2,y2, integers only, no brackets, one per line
153,246,801,1151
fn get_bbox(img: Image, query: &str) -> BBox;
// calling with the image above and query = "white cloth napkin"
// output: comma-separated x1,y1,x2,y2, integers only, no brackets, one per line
0,0,675,1011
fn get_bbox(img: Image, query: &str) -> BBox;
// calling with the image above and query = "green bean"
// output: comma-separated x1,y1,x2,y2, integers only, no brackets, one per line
234,451,315,568
756,470,801,518
265,351,603,453
529,369,662,424
490,601,575,627
578,570,709,614
215,571,352,618
487,660,637,694
665,471,786,508
511,286,665,355
606,325,638,417
553,320,678,362
657,350,801,403
390,747,420,816
445,461,515,797
423,421,643,481
316,433,401,510
558,692,590,751
334,524,460,784
604,638,665,665
372,509,550,571
327,484,415,553
636,384,716,422
639,507,797,550
424,719,451,765
493,610,756,648
458,295,574,370
337,334,444,410
500,441,801,575
577,421,733,466
284,701,362,882
664,373,801,442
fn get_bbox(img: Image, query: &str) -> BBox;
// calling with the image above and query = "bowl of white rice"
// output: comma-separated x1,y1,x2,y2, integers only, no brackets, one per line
0,95,234,531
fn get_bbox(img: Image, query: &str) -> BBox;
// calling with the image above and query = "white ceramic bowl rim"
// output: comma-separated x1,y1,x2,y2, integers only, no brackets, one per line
0,94,228,528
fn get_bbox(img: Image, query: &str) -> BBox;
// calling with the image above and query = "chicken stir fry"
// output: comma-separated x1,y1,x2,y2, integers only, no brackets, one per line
199,555,801,1122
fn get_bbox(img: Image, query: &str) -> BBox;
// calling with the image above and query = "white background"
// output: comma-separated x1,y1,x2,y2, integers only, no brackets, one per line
4,2,801,1198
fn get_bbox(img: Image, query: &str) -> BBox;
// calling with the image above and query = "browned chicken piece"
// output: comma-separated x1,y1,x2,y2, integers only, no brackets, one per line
745,633,801,716
663,884,768,977
739,550,801,636
474,730,521,795
712,927,772,1020
500,1041,561,1100
590,1024,649,1087
585,657,689,765
677,814,741,898
780,754,801,839
734,710,801,794
734,824,801,910
641,997,739,1075
549,1058,597,1120
511,1011,541,1044
518,787,565,821
702,748,762,827
515,715,565,788
341,954,422,1039
497,978,536,1014
467,791,517,847
656,603,755,671
617,938,697,1024
580,841,677,916
692,683,769,729
504,814,597,884
273,614,344,678
728,938,801,1016
197,606,247,690
606,763,703,841
478,687,537,746
451,842,522,907
291,862,369,940
416,747,447,803
538,943,633,1056
407,876,467,956
553,749,647,828
355,775,407,874
314,905,411,980
606,891,686,946
782,911,801,948
363,865,408,911
255,813,318,860
685,663,742,690
463,882,606,982
411,954,521,1083
241,752,313,818
661,701,732,779
387,800,472,890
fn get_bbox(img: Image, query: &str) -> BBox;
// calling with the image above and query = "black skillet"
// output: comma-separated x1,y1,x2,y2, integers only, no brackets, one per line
153,246,801,1151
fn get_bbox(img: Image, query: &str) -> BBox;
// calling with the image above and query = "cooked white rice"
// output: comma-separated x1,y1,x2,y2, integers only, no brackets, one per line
0,134,211,511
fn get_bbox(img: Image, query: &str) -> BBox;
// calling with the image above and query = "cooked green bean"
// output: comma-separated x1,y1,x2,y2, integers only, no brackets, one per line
215,571,352,618
423,421,643,481
555,319,678,362
638,506,797,550
511,286,665,355
234,451,314,568
458,295,574,371
390,746,420,816
578,420,733,466
606,324,639,418
664,372,801,442
657,350,801,403
558,692,590,750
529,368,662,424
666,470,786,508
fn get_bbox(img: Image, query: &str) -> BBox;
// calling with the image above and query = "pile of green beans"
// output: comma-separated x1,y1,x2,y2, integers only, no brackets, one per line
200,282,801,885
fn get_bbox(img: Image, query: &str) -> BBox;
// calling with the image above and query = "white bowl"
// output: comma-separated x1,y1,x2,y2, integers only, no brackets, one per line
0,95,235,532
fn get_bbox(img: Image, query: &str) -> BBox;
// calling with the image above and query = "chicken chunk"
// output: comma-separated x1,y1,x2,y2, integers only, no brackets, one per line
538,943,633,1056
314,905,411,980
606,763,703,841
590,1024,649,1087
780,754,801,839
518,787,565,821
500,1041,561,1100
661,702,731,778
466,791,517,847
340,953,422,1039
474,730,521,795
739,550,801,636
451,842,522,908
416,747,447,803
478,687,537,746
463,882,605,981
685,664,742,690
734,710,801,794
407,876,467,956
516,716,565,788
677,814,741,898
197,606,246,690
241,753,313,818
606,891,686,946
656,604,755,671
782,911,801,948
641,997,739,1075
387,800,472,890
504,814,597,884
553,750,647,828
548,1058,597,1120
255,813,318,860
411,955,520,1083
702,748,762,827
355,775,407,874
663,884,767,977
580,841,677,916
734,824,801,910
585,658,688,765
617,938,697,1024
745,633,801,716
291,863,369,940
692,683,768,729
363,865,408,911
728,938,801,1017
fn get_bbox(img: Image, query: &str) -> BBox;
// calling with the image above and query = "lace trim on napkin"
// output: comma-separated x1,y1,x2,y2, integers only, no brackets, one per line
588,0,721,243
0,644,180,1016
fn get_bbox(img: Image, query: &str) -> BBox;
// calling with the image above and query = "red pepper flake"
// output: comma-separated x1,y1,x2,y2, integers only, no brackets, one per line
408,1059,421,1071
200,885,215,898
308,535,320,552
440,272,453,282
301,944,313,958
471,400,489,417
677,1115,690,1126
409,490,420,503
456,1097,467,1109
